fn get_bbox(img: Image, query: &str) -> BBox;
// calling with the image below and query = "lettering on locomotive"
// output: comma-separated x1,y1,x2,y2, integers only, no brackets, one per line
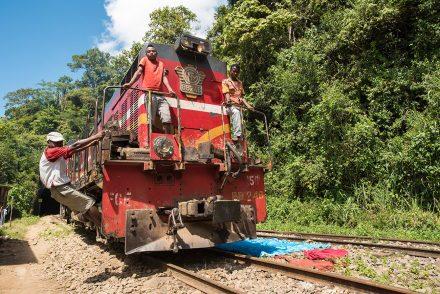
247,175,261,186
232,191,265,201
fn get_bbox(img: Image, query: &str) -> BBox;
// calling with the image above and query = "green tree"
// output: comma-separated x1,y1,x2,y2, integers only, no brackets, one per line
109,41,143,85
4,88,56,120
68,48,113,89
210,0,440,211
144,6,198,44
41,76,75,109
0,119,19,184
209,0,294,84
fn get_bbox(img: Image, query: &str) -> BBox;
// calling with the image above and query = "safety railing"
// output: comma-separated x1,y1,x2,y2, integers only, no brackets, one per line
220,103,272,168
99,86,182,165
98,86,270,170
245,107,272,168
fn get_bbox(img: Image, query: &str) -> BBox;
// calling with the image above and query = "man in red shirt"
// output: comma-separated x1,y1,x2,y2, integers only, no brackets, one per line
123,44,176,134
39,131,105,228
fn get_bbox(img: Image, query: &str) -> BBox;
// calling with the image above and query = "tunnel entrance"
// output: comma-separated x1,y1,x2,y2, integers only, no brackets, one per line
34,188,60,216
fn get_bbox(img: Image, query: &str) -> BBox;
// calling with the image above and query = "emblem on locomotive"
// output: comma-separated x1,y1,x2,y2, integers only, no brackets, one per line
175,65,206,98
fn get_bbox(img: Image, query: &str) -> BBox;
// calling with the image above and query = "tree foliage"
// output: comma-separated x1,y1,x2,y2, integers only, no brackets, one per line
210,0,440,210
144,6,199,44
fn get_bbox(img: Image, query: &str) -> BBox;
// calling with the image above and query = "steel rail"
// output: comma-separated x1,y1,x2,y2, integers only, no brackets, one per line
209,249,415,294
143,255,244,294
257,229,440,246
256,231,440,259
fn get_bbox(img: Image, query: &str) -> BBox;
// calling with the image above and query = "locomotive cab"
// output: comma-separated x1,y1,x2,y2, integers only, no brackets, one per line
68,34,271,254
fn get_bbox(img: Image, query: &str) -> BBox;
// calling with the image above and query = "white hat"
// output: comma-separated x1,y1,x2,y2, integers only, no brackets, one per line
46,132,65,142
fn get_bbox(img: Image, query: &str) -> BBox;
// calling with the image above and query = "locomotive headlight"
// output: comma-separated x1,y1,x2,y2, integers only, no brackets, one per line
175,34,211,55
153,136,174,159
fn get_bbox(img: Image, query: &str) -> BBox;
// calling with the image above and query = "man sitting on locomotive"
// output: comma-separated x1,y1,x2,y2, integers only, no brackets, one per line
39,131,105,228
222,64,254,143
123,44,176,134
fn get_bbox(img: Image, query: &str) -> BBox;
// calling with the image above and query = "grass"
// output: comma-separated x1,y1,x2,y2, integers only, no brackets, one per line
354,258,377,279
39,221,73,239
0,215,40,240
258,196,440,242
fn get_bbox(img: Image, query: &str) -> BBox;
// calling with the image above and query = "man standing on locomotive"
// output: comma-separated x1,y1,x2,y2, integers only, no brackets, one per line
123,44,176,134
39,131,105,227
222,64,254,143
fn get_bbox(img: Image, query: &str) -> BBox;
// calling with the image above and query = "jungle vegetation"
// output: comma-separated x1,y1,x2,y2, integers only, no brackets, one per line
1,2,439,240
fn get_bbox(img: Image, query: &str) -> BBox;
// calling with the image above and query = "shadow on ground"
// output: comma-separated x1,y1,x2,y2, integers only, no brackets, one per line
0,238,38,266
71,224,251,284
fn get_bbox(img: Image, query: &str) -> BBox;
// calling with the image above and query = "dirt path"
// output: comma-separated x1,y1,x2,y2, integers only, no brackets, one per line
0,216,194,294
0,216,62,293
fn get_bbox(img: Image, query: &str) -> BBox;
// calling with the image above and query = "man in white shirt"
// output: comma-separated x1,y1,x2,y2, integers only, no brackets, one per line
39,131,105,227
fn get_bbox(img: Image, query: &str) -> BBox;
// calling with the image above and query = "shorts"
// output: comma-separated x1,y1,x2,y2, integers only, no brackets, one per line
50,184,95,214
151,94,171,124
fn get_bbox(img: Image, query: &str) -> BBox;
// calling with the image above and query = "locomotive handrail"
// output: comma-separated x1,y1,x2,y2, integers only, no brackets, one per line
220,104,228,168
246,107,273,169
100,86,182,165
175,91,183,165
222,103,273,169
219,103,272,189
98,86,270,168
101,86,170,126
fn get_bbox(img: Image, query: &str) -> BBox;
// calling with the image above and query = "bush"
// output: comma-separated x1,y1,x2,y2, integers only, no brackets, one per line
8,181,37,216
261,193,440,241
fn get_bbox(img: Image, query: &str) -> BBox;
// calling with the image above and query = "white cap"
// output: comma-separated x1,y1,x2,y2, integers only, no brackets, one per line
46,132,64,142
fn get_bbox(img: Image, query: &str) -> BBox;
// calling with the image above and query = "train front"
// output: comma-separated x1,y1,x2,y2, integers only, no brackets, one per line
99,35,269,254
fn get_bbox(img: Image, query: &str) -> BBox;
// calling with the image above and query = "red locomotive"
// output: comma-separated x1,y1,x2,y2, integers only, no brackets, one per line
66,35,271,254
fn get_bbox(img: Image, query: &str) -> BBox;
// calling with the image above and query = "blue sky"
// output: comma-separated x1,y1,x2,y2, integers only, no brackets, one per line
0,0,106,115
0,0,224,116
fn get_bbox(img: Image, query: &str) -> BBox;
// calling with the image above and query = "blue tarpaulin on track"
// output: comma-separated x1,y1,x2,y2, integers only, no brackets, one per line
215,238,331,257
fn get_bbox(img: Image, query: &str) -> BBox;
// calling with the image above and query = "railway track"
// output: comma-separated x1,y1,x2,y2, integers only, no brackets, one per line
257,230,440,246
143,255,244,294
257,230,440,259
151,249,415,294
207,249,414,293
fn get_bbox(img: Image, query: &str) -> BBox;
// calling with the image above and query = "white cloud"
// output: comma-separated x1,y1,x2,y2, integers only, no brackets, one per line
97,0,226,54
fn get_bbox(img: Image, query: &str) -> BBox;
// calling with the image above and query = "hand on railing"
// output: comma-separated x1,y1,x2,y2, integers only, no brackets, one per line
106,85,178,99
222,101,257,112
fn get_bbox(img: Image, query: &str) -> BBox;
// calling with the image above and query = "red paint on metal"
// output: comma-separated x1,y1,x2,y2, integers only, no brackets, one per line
102,164,266,237
70,43,268,250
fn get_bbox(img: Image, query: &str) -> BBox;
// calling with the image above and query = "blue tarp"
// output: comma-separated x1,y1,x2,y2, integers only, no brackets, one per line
215,238,331,257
